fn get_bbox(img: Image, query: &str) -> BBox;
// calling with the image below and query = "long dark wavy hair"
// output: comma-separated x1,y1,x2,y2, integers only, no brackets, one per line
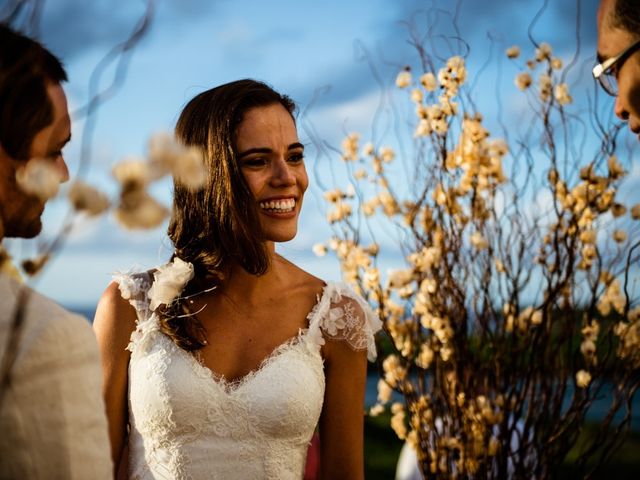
158,79,297,350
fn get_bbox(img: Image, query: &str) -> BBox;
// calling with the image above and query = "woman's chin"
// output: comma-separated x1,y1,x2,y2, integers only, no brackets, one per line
263,228,298,244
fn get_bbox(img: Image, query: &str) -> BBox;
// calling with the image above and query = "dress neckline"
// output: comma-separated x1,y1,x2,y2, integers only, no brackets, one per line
176,282,333,394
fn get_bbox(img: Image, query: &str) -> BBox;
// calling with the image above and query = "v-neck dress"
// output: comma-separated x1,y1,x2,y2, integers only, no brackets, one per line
114,270,381,480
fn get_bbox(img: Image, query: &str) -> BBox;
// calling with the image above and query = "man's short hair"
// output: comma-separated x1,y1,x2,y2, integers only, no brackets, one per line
610,0,640,39
0,23,67,160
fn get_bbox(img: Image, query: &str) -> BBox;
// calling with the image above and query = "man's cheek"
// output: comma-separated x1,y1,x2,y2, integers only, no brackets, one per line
629,80,640,117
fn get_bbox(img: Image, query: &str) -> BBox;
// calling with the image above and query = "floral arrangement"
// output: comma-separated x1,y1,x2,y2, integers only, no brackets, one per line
2,133,206,277
147,257,194,311
316,39,639,478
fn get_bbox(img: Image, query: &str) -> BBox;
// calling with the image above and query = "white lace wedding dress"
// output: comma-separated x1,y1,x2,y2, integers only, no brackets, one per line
115,271,382,480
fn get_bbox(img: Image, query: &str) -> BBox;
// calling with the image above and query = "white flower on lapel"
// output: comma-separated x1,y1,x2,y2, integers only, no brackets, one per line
148,257,194,311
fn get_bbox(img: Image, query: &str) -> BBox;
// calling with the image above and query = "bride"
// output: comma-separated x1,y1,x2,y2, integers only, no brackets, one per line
93,79,381,479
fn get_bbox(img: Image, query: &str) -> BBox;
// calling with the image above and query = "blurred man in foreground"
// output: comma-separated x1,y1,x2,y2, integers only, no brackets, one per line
595,0,640,139
0,24,112,478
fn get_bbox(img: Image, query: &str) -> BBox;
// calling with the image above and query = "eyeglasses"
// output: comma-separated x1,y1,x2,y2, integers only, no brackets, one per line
593,38,640,96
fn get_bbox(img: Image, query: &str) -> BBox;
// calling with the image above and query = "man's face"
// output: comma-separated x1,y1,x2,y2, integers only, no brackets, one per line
0,82,70,239
597,0,640,139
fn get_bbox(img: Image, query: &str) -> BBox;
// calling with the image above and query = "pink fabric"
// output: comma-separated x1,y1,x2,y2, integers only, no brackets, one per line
304,432,320,480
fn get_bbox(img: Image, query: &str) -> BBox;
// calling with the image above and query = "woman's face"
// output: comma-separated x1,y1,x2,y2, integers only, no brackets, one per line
235,103,308,243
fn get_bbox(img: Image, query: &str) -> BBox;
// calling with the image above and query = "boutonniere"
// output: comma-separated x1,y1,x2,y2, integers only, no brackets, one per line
148,257,194,311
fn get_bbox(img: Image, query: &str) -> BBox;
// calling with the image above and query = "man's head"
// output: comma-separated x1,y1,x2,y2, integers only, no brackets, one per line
0,24,71,240
596,0,640,138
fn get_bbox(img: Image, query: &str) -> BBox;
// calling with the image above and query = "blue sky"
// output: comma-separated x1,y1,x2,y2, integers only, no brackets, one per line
7,0,638,309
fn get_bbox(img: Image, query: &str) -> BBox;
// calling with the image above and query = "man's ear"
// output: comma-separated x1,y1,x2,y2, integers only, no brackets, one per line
0,142,15,163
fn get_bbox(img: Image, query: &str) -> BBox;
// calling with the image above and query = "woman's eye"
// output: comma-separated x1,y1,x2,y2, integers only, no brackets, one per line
288,153,304,164
243,158,267,167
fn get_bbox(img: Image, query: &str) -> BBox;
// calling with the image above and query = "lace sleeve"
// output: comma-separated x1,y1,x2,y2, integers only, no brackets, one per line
112,271,153,324
319,284,383,362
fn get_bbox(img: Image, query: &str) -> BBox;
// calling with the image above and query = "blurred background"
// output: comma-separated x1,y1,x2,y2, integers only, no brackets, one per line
7,0,634,313
5,1,640,477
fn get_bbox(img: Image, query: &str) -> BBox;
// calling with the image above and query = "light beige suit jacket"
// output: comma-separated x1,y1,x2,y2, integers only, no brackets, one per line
0,274,112,479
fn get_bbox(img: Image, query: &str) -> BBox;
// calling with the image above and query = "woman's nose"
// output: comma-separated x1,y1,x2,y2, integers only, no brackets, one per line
271,158,295,185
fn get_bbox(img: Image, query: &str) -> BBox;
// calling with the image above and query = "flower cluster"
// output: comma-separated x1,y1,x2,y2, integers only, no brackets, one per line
148,257,194,311
509,42,572,104
112,133,206,229
10,132,206,278
320,40,639,478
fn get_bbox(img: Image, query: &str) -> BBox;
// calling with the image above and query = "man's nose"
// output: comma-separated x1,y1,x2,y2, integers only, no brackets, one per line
614,95,629,121
56,156,70,183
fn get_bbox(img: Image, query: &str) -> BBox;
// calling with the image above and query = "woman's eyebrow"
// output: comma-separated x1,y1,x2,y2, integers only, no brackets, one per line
237,147,272,159
238,142,304,159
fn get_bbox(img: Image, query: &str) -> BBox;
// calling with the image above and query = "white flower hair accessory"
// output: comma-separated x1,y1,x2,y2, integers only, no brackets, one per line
148,257,194,311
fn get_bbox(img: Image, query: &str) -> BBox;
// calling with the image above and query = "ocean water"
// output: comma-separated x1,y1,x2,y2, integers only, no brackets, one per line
70,306,639,431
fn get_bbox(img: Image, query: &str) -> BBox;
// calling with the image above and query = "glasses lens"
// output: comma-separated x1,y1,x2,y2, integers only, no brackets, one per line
600,73,618,96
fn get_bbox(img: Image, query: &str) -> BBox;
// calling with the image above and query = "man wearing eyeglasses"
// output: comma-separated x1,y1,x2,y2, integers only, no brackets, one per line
595,0,640,138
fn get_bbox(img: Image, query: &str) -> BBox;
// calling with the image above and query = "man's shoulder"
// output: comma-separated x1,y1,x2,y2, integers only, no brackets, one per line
0,274,95,362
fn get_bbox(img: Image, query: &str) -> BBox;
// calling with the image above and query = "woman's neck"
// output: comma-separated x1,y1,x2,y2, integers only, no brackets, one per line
221,242,288,304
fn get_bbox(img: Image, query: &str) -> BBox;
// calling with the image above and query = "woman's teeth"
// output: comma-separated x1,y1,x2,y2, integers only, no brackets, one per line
259,198,296,213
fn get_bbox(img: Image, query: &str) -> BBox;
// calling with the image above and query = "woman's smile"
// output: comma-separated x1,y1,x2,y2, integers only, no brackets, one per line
258,197,296,215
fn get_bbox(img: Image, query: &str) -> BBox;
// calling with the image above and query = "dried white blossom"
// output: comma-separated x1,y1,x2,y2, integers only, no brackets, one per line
611,203,627,217
341,133,360,161
420,72,437,91
379,146,395,163
416,343,435,369
551,57,563,70
312,243,327,257
148,257,194,311
396,69,412,89
554,83,572,105
515,72,532,91
470,231,489,250
148,132,180,176
323,188,344,203
539,74,552,101
576,370,591,388
415,119,432,137
115,191,169,230
390,402,407,439
15,158,63,201
506,46,520,59
377,379,393,404
535,42,552,62
369,404,385,417
112,157,151,188
580,229,597,244
68,181,110,216
173,146,206,191
613,229,627,243
326,201,352,223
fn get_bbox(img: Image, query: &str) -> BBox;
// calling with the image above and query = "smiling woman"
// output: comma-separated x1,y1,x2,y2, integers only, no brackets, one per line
237,103,309,242
92,79,382,480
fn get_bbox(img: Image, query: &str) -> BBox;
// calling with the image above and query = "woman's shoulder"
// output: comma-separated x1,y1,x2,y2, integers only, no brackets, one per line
95,266,158,331
308,281,383,362
112,267,156,301
276,255,325,295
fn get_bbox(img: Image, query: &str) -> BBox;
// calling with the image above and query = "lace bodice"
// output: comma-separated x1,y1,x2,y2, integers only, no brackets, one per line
115,270,381,480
